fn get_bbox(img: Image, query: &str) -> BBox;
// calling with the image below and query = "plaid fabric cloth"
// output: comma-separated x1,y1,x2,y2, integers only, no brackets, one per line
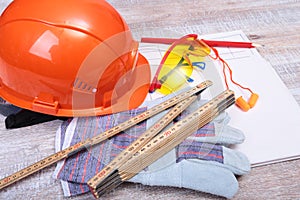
56,108,147,183
0,98,21,116
55,108,147,196
55,107,223,196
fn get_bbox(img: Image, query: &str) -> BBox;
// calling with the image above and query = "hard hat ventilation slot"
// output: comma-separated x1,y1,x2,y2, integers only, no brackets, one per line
73,78,97,94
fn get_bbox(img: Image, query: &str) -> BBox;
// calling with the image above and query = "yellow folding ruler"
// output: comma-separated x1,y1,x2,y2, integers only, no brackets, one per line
88,88,235,198
0,80,213,191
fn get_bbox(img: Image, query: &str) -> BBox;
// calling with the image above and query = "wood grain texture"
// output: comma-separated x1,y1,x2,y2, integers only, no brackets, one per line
0,0,300,199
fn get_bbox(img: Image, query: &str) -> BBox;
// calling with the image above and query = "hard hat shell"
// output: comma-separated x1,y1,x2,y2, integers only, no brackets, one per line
0,0,150,116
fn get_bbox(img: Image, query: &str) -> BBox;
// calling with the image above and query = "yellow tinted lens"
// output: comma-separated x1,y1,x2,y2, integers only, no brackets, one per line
156,38,211,95
157,63,193,94
157,44,192,94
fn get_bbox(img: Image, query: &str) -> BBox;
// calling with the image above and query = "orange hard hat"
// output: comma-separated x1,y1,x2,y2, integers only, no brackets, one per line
0,0,150,117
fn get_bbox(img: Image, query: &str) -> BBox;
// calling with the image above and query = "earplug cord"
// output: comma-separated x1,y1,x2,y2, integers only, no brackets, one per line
208,46,258,111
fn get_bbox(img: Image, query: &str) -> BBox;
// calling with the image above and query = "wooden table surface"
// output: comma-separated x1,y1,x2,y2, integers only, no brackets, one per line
0,0,300,199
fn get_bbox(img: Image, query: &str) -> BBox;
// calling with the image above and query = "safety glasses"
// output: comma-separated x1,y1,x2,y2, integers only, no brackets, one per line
146,34,258,111
148,34,211,94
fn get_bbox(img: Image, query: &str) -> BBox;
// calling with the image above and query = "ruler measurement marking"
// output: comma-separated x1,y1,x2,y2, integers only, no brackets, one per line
88,96,197,187
92,90,235,196
0,81,212,190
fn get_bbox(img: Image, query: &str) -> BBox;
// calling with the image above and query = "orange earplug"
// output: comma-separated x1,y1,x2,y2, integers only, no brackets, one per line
236,93,259,112
248,93,259,108
236,96,250,112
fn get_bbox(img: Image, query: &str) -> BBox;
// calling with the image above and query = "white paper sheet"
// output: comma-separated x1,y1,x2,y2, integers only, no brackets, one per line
139,30,300,167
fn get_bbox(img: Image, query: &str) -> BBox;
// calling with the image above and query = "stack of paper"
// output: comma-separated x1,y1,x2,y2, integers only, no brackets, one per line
139,30,300,166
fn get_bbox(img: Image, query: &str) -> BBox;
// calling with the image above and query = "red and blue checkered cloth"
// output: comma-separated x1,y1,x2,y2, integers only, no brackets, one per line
54,107,223,196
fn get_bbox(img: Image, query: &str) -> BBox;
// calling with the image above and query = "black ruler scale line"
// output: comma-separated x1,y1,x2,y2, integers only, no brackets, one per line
0,80,212,191
89,90,235,198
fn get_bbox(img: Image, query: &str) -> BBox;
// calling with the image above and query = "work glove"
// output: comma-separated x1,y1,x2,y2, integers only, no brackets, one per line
54,97,250,199
130,109,250,199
